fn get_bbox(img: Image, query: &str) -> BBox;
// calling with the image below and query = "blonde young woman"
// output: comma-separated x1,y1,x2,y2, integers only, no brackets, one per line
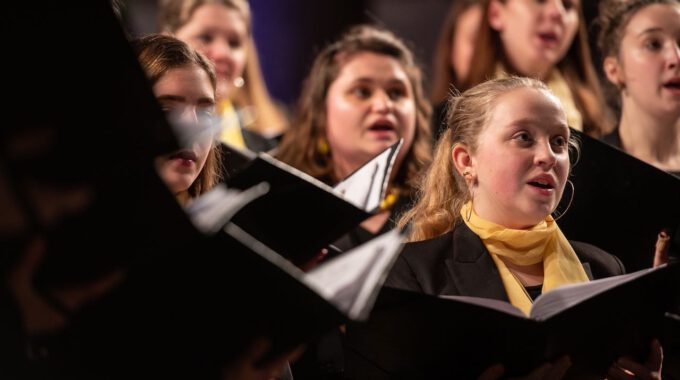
389,77,662,379
160,0,288,152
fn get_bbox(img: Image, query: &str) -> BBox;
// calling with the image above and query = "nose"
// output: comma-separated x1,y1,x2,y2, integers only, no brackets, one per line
179,106,200,125
534,140,557,169
208,38,234,63
371,91,393,113
667,41,680,69
544,0,567,21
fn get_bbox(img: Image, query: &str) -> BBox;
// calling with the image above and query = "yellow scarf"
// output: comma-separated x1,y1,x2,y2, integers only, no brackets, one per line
460,202,589,315
494,64,583,131
218,99,247,149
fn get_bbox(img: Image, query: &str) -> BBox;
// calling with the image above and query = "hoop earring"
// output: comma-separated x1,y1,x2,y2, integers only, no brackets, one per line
461,169,474,222
553,179,574,221
465,201,472,222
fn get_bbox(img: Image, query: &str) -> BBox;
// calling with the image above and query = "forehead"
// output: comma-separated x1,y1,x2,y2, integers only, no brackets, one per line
486,87,568,132
185,3,248,32
334,52,410,83
625,3,680,35
153,65,214,95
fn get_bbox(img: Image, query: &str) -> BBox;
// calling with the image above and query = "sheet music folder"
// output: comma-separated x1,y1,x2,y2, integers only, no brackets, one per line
224,140,402,265
558,131,680,271
345,263,679,379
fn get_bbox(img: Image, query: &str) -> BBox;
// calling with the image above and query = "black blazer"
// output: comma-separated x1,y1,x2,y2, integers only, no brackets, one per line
385,222,625,301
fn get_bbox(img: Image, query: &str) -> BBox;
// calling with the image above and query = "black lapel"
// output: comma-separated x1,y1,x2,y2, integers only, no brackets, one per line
444,223,510,302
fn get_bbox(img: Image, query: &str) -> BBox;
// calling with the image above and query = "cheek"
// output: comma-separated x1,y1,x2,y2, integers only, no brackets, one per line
232,50,248,76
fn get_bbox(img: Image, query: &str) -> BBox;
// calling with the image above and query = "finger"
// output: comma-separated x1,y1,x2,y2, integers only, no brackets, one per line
511,362,552,380
617,356,660,380
545,356,571,380
645,339,663,373
477,363,505,380
607,364,636,380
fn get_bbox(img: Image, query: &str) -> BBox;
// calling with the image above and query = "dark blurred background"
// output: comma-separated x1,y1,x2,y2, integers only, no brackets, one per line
120,0,603,113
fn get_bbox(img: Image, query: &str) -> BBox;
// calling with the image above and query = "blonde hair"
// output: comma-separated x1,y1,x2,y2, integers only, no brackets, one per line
159,0,289,136
399,77,578,241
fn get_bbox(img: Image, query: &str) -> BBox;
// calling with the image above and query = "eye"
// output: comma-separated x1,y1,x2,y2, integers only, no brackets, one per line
512,131,533,144
197,33,214,45
644,38,663,51
551,135,568,150
562,0,576,10
228,36,243,49
198,106,216,119
351,86,372,98
387,87,407,100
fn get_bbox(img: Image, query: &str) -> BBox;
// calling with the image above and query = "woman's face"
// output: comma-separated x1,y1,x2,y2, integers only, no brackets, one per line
174,3,248,101
489,0,580,79
450,5,483,85
468,87,570,229
153,65,216,194
606,3,680,119
324,52,417,180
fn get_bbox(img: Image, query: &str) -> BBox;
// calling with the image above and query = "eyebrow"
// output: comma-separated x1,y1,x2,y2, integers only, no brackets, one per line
353,76,407,83
511,117,569,130
156,95,215,105
637,27,665,37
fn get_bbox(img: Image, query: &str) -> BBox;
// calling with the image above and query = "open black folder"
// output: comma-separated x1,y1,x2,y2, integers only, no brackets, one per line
345,263,680,379
558,131,680,271
223,140,403,265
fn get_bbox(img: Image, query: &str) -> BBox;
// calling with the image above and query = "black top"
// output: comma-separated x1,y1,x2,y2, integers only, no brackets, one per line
291,194,412,379
385,222,625,299
602,129,680,178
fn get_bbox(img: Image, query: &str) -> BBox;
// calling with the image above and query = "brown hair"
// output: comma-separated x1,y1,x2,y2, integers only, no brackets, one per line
399,77,579,241
132,34,222,198
159,0,289,136
430,0,482,104
466,0,613,137
276,25,432,195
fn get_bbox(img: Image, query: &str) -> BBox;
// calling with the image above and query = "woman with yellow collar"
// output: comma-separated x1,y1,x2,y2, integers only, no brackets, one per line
389,77,662,379
464,0,612,138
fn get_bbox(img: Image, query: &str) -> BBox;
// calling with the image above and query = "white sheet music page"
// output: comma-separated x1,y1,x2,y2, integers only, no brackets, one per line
333,139,402,211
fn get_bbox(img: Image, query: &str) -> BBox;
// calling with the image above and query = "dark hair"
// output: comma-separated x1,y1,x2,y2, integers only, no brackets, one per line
276,25,432,195
430,0,482,104
466,0,613,137
132,34,222,198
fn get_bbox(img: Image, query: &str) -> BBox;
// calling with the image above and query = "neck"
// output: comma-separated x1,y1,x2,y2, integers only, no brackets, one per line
618,101,680,171
505,56,551,81
500,257,544,286
175,191,191,206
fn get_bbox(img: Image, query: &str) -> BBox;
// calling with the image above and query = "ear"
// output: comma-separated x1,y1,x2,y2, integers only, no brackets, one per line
452,143,475,180
603,56,623,87
488,0,504,31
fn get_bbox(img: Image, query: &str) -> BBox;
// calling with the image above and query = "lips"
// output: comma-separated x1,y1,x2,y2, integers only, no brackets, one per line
537,31,560,46
367,119,397,133
527,174,556,190
662,77,680,91
169,150,198,162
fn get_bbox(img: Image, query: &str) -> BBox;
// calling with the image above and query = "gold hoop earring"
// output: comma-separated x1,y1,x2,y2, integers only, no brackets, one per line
465,201,472,222
553,179,574,221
